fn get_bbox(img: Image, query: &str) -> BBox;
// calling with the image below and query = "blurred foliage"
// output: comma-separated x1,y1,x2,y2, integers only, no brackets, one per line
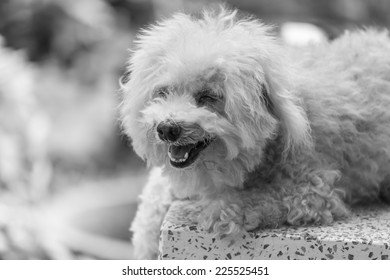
0,39,51,259
0,0,147,259
0,0,114,65
223,0,390,38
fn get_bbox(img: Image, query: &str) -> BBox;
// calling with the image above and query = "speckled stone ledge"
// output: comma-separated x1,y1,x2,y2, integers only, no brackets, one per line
159,201,390,260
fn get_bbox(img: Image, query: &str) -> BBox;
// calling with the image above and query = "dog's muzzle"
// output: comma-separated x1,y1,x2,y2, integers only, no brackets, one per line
156,121,214,169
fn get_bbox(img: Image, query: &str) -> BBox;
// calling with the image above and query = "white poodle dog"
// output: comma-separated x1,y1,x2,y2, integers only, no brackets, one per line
120,7,390,259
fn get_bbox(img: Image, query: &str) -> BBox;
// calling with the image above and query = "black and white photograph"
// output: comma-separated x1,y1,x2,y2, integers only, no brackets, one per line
1,0,390,267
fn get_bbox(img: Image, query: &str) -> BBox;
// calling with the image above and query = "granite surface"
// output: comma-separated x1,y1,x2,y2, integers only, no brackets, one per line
159,200,390,260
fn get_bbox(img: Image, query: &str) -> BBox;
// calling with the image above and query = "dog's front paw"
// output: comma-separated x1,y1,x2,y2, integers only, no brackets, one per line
197,200,244,236
242,208,261,231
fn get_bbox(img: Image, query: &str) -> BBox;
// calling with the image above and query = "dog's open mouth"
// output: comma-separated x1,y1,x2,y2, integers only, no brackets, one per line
168,138,213,168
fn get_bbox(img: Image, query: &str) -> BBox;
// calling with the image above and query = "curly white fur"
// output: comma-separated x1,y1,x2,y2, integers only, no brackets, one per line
121,7,390,259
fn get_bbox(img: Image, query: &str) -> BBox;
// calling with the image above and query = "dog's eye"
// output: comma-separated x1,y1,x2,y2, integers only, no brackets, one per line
196,89,218,105
198,95,216,104
155,87,169,98
119,70,131,87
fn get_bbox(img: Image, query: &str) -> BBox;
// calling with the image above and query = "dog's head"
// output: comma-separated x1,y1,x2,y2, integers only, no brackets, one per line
120,8,311,190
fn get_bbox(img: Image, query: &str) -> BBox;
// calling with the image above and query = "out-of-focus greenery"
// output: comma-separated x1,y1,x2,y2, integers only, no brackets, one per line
0,0,149,259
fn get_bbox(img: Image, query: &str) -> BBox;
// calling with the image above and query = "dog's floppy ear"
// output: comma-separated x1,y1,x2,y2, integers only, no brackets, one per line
262,68,312,152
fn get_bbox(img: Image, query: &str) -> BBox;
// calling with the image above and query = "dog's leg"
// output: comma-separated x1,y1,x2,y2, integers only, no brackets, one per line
198,170,350,236
196,193,246,236
281,170,350,227
130,167,172,259
243,169,350,230
196,189,287,236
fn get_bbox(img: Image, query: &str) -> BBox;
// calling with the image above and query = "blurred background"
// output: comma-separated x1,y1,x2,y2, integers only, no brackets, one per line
0,0,390,259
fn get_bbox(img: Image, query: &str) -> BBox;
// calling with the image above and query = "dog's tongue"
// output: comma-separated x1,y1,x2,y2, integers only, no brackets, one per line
169,144,195,159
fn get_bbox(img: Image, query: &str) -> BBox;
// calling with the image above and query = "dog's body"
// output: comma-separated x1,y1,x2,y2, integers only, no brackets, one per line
120,8,390,259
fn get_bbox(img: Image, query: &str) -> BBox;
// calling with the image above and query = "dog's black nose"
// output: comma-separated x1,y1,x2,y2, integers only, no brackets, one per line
157,122,182,142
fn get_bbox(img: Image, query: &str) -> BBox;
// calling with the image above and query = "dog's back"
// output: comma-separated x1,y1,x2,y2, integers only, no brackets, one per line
289,29,390,203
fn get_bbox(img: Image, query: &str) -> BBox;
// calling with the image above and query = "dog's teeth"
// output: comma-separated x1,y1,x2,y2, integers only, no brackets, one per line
168,153,188,162
167,147,189,163
171,158,186,163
